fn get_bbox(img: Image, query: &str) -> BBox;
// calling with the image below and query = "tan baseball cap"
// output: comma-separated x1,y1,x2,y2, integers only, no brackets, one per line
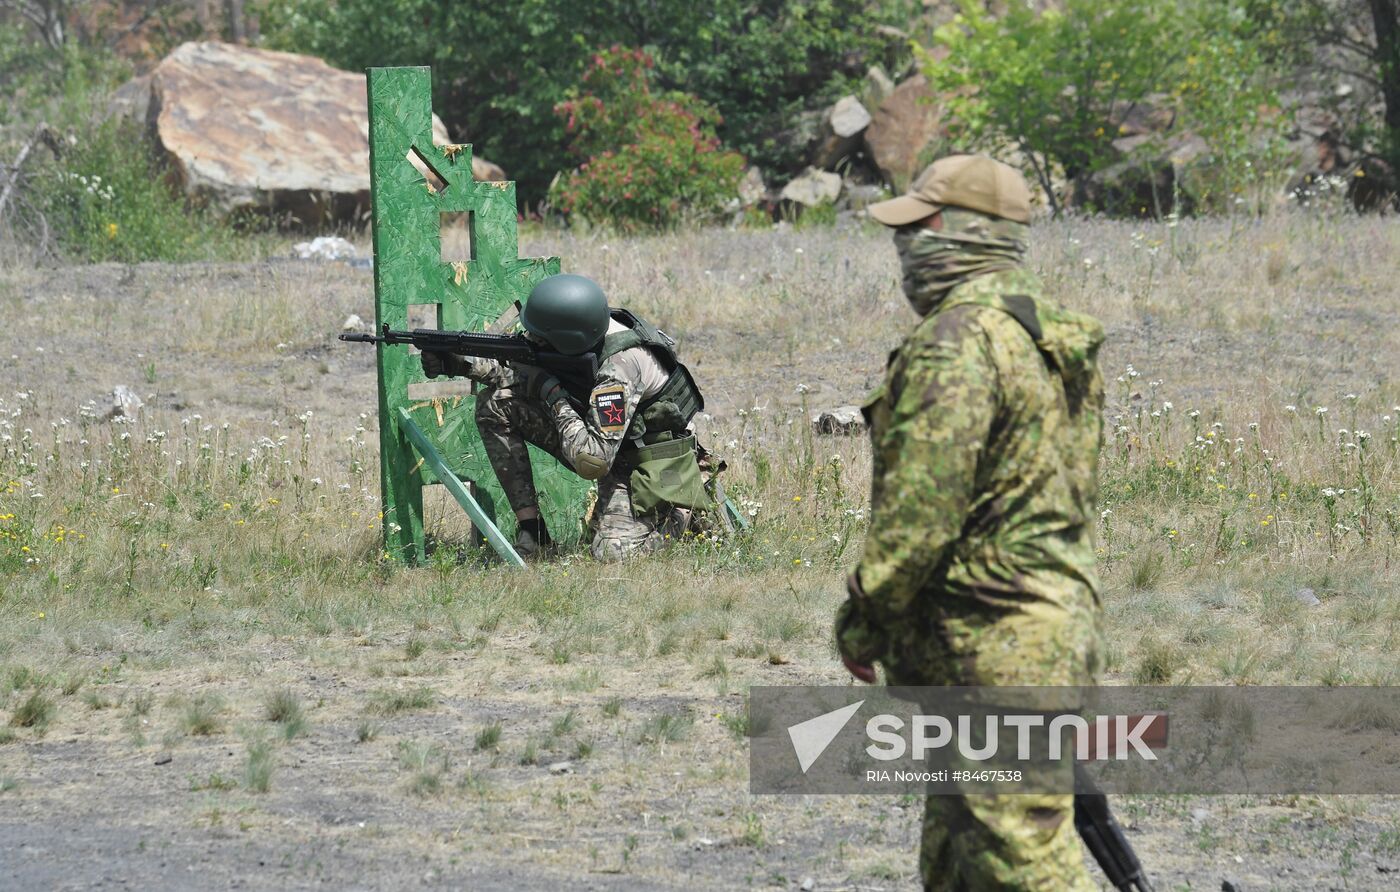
868,154,1032,226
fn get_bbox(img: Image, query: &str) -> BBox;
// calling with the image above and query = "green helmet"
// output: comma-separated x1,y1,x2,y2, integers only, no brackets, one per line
521,274,610,355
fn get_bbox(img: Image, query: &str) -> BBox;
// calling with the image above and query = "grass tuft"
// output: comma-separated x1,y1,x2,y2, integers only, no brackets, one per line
474,721,503,752
9,691,55,729
180,694,225,737
366,686,436,716
638,710,693,745
243,740,274,793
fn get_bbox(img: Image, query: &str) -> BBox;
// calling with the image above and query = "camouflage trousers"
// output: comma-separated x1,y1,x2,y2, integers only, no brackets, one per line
920,792,1093,891
887,598,1103,892
475,388,676,561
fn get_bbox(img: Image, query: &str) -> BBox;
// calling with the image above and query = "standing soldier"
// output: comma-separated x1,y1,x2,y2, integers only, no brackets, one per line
421,274,713,560
835,155,1108,890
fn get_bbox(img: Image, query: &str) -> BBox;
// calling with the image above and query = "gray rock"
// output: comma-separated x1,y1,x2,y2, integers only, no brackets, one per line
1294,587,1321,607
780,168,842,208
841,183,889,212
547,761,573,775
864,65,895,107
812,95,872,170
811,406,865,435
737,166,767,207
107,385,143,422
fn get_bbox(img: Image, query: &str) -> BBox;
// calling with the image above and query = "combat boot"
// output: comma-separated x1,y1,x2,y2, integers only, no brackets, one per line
514,517,554,561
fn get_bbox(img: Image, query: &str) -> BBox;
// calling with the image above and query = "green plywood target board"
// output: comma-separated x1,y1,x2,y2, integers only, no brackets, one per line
367,66,590,562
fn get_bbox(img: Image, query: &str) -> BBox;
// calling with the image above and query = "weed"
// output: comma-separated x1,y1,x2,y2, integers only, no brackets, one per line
1128,550,1167,592
1133,638,1183,684
395,740,449,796
9,691,54,729
638,710,693,745
128,692,153,717
550,708,577,739
601,697,624,719
740,811,766,848
366,687,436,716
190,773,237,792
180,694,224,737
263,689,307,740
243,740,274,793
474,722,502,752
719,711,749,740
60,673,85,696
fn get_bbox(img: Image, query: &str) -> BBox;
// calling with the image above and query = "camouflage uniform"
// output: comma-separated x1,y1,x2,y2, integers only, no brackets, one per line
837,202,1107,890
472,318,680,560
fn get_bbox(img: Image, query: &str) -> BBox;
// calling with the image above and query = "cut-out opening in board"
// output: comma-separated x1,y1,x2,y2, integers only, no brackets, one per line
406,146,449,194
407,378,475,400
406,303,440,340
440,211,475,264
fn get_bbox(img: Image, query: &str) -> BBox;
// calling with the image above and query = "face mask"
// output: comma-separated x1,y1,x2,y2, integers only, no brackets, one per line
892,209,1029,316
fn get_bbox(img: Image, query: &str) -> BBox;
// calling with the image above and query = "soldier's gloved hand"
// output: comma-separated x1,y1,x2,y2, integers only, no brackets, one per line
421,350,471,379
835,573,879,684
519,365,567,408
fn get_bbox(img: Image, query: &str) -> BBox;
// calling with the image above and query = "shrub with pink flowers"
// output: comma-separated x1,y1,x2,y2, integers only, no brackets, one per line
551,47,745,232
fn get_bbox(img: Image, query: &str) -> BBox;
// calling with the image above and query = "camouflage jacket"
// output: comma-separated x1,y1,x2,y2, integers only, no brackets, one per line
471,319,669,478
844,268,1106,670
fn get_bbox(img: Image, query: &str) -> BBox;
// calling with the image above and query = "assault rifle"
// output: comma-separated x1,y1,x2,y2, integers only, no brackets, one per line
339,324,599,380
1075,765,1155,891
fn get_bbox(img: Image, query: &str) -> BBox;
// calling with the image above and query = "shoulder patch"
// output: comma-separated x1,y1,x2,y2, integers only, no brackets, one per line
591,385,628,433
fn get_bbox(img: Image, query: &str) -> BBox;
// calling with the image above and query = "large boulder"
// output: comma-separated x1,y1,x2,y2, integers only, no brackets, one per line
111,41,505,224
864,74,947,191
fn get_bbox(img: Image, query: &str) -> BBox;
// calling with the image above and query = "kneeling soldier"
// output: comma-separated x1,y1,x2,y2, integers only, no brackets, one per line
421,273,713,560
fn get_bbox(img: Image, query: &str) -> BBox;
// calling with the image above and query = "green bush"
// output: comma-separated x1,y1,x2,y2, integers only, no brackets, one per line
549,47,745,232
925,0,1287,215
29,118,245,263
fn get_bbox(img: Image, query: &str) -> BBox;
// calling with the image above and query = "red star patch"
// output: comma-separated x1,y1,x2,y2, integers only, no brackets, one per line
591,385,628,433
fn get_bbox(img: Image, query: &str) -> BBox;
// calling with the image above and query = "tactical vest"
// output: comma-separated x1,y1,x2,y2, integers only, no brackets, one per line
558,309,705,436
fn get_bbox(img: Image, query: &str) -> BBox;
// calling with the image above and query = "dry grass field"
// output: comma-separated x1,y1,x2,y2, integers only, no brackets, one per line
2,210,1400,890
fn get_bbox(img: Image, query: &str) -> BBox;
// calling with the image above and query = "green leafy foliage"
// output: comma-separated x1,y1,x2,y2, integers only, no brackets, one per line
924,0,1286,214
30,118,244,263
550,47,745,232
257,0,913,205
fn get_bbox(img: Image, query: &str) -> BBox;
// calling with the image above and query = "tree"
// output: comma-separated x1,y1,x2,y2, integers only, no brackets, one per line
1244,0,1400,200
924,0,1282,215
258,0,913,207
